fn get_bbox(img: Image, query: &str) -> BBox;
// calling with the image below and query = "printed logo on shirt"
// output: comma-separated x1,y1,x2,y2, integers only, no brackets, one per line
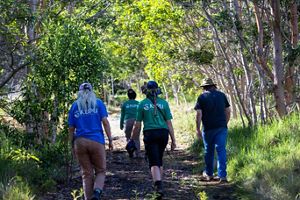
126,104,138,109
74,108,98,118
143,104,164,111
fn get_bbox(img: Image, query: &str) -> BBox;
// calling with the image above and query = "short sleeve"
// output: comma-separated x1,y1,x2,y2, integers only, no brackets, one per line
136,102,143,122
194,96,202,110
224,94,230,108
68,104,76,127
97,100,108,119
165,101,173,120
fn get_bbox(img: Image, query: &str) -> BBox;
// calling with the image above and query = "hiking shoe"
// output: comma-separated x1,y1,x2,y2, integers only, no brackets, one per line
218,177,228,184
200,171,213,181
91,188,102,200
153,181,164,199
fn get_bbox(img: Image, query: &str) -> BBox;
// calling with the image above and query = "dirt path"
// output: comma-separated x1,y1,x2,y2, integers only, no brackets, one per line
42,114,238,200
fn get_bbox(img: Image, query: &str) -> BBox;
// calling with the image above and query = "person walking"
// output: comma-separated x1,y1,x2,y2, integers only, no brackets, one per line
68,82,113,200
120,89,141,157
130,80,176,198
194,78,231,183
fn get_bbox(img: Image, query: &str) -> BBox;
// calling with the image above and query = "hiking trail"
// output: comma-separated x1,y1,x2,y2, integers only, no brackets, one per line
42,114,237,200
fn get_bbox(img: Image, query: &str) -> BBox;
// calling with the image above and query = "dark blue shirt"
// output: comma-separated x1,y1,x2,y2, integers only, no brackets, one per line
68,99,108,144
194,90,230,131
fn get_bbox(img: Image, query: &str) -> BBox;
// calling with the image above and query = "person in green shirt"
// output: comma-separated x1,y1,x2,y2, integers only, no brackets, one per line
130,81,176,199
120,89,140,157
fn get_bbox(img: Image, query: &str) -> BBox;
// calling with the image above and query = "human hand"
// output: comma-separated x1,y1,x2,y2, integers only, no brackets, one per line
171,140,176,151
71,147,76,159
108,139,114,151
197,130,202,140
120,125,124,130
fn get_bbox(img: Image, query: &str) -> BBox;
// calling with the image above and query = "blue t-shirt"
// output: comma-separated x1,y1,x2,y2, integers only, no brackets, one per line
194,90,230,131
68,99,108,144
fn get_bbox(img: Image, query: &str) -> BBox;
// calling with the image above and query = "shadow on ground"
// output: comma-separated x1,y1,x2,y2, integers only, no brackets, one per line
41,125,238,200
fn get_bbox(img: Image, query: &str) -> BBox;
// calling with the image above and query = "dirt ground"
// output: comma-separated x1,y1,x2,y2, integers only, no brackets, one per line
41,115,238,200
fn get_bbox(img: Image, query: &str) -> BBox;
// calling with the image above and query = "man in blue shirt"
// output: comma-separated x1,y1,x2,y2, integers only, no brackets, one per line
68,82,113,200
194,78,230,183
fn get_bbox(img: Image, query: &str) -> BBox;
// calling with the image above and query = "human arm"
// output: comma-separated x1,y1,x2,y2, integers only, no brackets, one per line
167,120,176,150
68,127,76,157
120,104,125,130
130,121,141,140
196,109,202,139
225,107,231,124
102,117,113,150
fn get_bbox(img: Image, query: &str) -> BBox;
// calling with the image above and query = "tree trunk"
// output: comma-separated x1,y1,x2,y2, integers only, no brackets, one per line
284,0,298,106
162,82,169,101
25,0,38,137
253,1,274,81
51,97,59,143
203,5,252,126
270,0,287,117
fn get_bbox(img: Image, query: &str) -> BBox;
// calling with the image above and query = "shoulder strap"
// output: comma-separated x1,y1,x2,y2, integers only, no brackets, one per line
147,98,168,121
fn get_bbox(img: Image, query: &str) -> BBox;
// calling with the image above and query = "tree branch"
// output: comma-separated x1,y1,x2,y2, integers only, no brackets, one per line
0,62,30,89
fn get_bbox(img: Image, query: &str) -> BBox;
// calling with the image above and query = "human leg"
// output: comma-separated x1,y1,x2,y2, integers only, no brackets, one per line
125,119,135,141
89,142,106,200
74,138,94,200
215,128,228,179
202,130,215,177
134,132,141,157
90,142,106,190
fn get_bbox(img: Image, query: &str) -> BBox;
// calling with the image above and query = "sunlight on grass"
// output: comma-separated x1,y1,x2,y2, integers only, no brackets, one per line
184,111,300,199
227,113,300,199
171,103,196,147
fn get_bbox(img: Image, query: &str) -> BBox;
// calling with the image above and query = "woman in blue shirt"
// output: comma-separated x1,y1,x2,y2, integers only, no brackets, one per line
68,82,113,200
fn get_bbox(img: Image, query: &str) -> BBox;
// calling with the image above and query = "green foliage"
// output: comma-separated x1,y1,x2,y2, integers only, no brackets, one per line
227,114,300,199
7,149,40,163
0,121,71,197
71,188,84,200
1,176,35,200
187,49,214,65
197,191,208,200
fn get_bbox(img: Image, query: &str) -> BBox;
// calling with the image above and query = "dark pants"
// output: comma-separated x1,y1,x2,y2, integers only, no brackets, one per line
143,129,169,167
125,118,140,153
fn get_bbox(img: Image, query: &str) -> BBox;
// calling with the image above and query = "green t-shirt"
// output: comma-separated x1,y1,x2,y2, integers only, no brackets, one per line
120,99,139,129
136,97,173,131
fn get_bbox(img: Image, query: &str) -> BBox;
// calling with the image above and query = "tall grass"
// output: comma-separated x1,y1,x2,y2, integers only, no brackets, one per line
227,114,300,199
171,104,300,199
171,103,196,147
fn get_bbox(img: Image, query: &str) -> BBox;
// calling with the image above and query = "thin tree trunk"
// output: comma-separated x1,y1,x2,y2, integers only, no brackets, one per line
284,0,298,106
229,0,257,125
253,1,274,81
168,73,179,105
270,0,287,117
51,97,59,143
203,5,252,126
162,82,169,101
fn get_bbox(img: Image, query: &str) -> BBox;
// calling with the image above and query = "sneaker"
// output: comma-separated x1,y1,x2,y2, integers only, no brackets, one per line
153,181,163,199
200,171,213,181
91,188,102,200
218,177,228,184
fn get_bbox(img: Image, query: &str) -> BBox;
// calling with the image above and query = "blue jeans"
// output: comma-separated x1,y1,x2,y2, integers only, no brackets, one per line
202,127,228,178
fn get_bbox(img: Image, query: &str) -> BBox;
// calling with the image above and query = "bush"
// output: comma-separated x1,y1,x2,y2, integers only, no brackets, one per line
1,176,35,200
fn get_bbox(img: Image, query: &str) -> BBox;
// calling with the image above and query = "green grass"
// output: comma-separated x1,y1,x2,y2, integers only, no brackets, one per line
227,113,300,199
171,103,196,147
171,104,300,199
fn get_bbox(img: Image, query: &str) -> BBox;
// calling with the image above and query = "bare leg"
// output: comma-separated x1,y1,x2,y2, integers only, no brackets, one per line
151,166,162,181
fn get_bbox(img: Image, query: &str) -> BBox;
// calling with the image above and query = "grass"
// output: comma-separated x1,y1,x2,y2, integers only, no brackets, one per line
171,104,300,199
227,114,300,199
